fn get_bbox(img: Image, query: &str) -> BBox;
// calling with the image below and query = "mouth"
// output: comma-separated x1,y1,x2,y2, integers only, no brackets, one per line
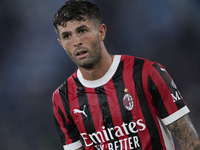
76,50,87,55
75,50,88,59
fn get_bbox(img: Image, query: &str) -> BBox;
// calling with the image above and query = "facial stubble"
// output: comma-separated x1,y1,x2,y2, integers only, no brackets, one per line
68,37,102,70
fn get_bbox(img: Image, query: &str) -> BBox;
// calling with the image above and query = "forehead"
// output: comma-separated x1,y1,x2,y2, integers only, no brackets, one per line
57,19,94,34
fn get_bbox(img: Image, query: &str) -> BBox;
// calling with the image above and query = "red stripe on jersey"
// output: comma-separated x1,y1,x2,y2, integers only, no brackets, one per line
85,88,104,129
153,63,186,110
104,79,129,148
150,65,179,115
67,77,92,148
53,88,73,144
122,56,153,150
142,60,167,149
85,87,107,147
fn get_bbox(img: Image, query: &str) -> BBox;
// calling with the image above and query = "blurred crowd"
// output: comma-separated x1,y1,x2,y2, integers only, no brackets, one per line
0,0,200,149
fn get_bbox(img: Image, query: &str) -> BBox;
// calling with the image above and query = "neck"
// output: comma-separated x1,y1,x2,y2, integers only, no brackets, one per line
78,44,114,81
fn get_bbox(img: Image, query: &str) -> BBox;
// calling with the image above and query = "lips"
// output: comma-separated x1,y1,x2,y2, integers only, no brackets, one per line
75,49,88,59
76,50,87,56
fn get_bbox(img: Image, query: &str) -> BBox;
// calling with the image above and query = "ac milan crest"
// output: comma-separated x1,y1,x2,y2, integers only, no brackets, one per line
123,93,134,111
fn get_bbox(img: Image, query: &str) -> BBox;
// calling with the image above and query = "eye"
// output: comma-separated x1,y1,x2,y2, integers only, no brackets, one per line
79,29,87,34
63,34,71,39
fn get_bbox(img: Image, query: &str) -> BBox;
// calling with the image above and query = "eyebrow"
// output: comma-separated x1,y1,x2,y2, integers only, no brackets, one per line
60,25,89,37
76,25,89,32
61,31,71,37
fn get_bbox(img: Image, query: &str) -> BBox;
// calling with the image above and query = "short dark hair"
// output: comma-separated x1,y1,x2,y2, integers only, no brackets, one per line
53,0,102,34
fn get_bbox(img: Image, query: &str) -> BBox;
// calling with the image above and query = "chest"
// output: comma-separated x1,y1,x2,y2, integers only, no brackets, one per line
68,77,154,134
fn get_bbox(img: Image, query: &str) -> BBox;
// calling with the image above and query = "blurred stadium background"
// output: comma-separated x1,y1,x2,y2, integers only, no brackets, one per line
0,0,200,149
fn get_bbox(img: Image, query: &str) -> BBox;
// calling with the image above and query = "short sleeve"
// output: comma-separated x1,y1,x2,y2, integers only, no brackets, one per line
52,88,82,149
148,63,190,125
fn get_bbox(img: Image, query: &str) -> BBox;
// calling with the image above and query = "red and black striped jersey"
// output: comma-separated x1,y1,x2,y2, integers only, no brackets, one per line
52,55,190,150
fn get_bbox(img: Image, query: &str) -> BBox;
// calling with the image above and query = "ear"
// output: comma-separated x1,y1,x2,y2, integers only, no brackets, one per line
57,38,63,47
98,24,107,41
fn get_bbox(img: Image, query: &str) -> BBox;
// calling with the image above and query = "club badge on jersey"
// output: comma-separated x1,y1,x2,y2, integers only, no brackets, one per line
123,88,134,111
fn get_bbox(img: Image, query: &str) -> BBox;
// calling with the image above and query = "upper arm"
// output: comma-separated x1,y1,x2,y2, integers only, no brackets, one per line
147,63,200,149
53,89,82,149
167,114,200,150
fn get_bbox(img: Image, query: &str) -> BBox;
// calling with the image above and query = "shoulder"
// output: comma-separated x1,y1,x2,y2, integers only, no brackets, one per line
121,54,157,70
53,70,78,98
121,54,154,63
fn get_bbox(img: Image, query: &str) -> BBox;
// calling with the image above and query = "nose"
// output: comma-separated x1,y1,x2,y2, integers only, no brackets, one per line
73,35,82,47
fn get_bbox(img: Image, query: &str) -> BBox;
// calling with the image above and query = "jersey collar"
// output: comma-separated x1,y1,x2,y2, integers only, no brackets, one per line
77,55,121,88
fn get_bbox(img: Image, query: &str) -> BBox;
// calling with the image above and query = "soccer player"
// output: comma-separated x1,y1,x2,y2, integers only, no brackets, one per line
52,0,200,150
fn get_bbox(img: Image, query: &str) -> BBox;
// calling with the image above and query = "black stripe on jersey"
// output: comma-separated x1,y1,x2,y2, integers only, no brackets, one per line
133,58,163,149
59,82,71,117
112,60,142,144
148,76,169,118
112,61,133,122
58,82,80,143
95,86,119,143
75,77,98,146
152,63,185,109
55,107,66,145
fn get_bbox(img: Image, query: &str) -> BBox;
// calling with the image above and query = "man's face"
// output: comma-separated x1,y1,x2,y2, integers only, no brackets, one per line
57,19,105,69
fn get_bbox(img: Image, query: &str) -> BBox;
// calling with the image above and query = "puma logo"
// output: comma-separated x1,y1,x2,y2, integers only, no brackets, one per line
160,68,167,72
73,105,87,117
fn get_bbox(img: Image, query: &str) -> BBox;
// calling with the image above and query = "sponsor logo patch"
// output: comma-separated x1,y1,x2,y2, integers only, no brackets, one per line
80,119,146,149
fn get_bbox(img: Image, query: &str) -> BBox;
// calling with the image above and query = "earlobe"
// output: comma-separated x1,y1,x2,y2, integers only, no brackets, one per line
57,38,62,46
